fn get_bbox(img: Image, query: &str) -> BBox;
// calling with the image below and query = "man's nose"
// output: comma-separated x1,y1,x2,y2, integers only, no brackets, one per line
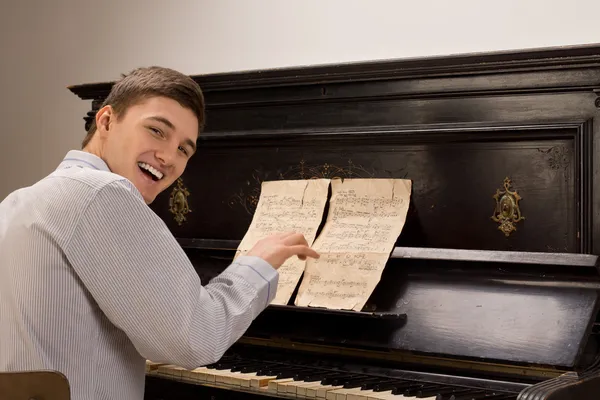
155,148,177,166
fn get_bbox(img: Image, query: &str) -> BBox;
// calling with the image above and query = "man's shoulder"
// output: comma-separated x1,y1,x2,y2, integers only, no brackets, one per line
49,167,142,199
51,167,126,189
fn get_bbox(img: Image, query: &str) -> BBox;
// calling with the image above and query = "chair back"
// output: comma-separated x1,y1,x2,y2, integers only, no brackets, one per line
0,370,70,400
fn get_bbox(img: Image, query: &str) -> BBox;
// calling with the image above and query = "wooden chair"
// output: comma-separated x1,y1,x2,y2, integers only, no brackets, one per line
0,370,70,400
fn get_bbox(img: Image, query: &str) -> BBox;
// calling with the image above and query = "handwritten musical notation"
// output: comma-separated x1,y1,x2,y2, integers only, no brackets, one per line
236,179,330,305
295,178,412,311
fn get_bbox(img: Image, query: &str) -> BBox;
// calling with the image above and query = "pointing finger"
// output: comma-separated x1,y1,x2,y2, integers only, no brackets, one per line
289,245,320,260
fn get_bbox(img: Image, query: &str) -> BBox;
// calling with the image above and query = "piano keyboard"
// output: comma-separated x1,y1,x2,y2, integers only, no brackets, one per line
145,359,518,400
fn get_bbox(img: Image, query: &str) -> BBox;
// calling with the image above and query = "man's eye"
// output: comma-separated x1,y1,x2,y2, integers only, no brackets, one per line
149,127,163,136
178,146,188,156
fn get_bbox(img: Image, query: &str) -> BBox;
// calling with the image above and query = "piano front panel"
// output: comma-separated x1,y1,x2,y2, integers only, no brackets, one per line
179,247,600,370
245,264,600,368
152,131,580,254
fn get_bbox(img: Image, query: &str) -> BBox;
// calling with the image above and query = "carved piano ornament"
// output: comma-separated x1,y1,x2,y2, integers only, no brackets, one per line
69,45,600,400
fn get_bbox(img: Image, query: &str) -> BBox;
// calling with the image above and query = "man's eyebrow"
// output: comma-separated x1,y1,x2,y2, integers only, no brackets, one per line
146,116,175,130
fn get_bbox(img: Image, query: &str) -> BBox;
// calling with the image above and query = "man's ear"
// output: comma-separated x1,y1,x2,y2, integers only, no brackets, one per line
95,105,115,138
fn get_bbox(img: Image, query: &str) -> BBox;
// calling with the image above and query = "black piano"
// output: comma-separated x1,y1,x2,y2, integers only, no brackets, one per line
69,44,600,400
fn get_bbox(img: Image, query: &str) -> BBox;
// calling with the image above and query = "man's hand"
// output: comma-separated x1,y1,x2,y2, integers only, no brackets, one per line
246,232,320,269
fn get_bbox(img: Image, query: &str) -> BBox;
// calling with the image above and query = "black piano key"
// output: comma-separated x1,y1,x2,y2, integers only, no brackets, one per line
256,366,283,376
402,383,441,396
320,373,356,385
328,374,365,386
240,362,277,373
297,371,339,382
291,368,326,381
376,380,418,392
415,385,465,398
255,363,290,376
274,365,308,374
276,367,315,379
260,365,307,377
436,389,481,400
342,376,381,388
230,363,255,372
216,360,255,371
361,379,397,390
448,391,492,400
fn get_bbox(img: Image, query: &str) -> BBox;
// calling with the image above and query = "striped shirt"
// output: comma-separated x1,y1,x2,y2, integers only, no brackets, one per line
0,150,278,400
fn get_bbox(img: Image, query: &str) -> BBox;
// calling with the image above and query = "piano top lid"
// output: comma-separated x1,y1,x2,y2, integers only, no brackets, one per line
67,43,600,98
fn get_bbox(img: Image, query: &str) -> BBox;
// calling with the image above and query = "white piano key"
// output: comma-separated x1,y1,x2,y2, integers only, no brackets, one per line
187,366,211,382
249,373,279,388
276,378,299,394
326,387,359,400
156,364,184,378
366,390,396,400
346,388,377,400
229,371,259,387
212,369,240,385
145,360,164,373
268,377,295,393
287,379,323,395
315,384,344,398
344,387,389,400
297,380,329,397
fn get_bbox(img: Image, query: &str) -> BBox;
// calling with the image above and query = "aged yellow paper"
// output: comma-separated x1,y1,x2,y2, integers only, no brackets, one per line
295,178,412,311
235,179,330,305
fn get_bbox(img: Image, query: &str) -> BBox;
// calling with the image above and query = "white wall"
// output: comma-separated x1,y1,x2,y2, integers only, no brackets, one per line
1,0,599,199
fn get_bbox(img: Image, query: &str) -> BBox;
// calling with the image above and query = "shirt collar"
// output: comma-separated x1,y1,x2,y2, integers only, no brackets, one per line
58,150,111,172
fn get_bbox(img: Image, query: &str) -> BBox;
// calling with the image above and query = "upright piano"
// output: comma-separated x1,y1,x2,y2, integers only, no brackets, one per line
69,44,600,400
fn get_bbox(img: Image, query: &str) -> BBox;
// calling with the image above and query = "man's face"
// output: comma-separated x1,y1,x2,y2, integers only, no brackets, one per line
97,96,198,204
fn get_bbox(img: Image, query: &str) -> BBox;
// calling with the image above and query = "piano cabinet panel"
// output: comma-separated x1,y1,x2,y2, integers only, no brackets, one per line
223,255,600,369
387,278,597,367
152,130,579,253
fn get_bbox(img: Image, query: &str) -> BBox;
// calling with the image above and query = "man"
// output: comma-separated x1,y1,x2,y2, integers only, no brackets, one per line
0,66,319,400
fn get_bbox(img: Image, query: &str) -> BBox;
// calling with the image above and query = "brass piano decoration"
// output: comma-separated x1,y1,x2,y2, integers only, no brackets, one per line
491,177,524,237
69,45,600,400
168,178,191,226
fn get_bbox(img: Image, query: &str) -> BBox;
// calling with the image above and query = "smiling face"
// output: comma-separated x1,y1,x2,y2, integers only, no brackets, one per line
89,96,199,204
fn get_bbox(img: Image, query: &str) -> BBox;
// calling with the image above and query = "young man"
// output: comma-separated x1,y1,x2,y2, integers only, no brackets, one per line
0,66,319,400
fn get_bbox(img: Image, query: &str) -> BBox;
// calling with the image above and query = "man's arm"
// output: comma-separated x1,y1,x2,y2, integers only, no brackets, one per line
64,179,283,369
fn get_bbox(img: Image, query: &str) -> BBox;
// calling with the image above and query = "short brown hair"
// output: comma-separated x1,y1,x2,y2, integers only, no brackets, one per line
82,66,205,148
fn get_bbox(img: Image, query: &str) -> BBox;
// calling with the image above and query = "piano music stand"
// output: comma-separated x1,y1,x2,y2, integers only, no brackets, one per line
0,370,70,400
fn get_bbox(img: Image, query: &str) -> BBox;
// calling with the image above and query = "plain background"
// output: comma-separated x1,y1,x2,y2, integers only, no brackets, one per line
1,0,599,200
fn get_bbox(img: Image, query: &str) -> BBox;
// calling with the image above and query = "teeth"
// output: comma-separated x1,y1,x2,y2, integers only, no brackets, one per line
137,162,164,180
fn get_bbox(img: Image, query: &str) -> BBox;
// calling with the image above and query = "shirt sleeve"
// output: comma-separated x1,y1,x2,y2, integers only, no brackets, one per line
63,179,278,369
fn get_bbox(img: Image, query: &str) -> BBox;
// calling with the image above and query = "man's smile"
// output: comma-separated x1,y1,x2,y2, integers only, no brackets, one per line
137,162,164,181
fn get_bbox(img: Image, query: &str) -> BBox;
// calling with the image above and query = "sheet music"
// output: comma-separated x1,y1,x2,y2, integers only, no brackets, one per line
295,178,412,311
235,179,330,305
